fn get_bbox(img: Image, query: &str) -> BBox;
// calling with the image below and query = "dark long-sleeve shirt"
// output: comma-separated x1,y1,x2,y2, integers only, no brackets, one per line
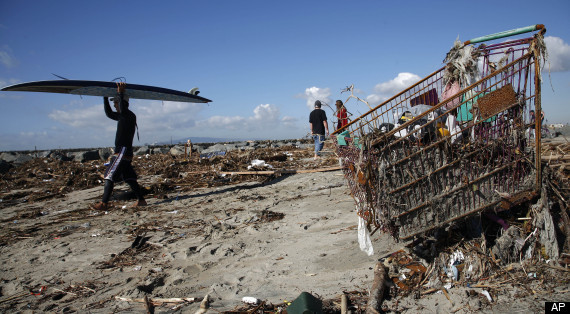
104,93,136,156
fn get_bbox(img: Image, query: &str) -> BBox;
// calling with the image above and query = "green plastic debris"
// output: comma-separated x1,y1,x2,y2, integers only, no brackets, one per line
285,292,322,314
336,130,362,149
458,90,496,123
336,130,350,146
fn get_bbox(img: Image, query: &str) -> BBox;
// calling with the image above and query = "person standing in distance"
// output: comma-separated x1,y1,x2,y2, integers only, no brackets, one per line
335,99,349,130
309,100,329,160
91,82,147,210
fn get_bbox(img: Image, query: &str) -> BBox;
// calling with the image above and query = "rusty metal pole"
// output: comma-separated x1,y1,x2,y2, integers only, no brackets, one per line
534,50,542,191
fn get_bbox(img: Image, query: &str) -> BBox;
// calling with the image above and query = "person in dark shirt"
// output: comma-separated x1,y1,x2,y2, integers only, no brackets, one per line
91,82,146,210
309,100,329,160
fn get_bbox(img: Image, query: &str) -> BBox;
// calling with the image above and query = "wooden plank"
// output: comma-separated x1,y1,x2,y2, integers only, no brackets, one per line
219,166,342,175
220,170,278,175
542,155,570,161
294,166,343,173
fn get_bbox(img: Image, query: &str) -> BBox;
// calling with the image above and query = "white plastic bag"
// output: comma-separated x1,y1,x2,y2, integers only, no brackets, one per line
446,114,463,143
358,216,374,256
247,159,272,170
251,159,266,167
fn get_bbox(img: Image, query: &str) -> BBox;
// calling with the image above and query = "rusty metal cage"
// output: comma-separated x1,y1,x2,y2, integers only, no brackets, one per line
335,25,547,240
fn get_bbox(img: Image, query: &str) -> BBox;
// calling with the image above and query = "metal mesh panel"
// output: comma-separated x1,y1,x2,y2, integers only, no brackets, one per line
335,35,543,240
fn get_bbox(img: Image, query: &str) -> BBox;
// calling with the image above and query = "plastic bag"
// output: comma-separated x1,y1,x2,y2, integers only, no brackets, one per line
441,81,461,111
358,216,374,256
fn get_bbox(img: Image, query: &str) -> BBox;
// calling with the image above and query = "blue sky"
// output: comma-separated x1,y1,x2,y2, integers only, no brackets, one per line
1,0,569,151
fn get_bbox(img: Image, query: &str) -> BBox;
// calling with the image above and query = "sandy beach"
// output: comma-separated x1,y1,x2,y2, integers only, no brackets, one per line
1,139,569,313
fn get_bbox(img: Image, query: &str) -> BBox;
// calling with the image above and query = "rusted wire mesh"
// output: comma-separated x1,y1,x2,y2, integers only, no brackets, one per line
336,31,546,240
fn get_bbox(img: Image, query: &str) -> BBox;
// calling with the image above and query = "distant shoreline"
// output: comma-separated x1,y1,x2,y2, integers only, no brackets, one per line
0,137,312,154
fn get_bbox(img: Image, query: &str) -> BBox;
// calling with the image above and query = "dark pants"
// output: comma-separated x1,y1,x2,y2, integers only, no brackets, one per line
102,151,143,203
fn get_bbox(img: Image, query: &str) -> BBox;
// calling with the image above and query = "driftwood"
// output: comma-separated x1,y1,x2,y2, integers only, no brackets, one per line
542,155,570,161
144,295,154,314
115,296,198,305
441,288,454,306
366,262,388,313
182,166,343,176
195,294,210,314
341,293,348,314
558,199,570,252
219,166,342,176
0,292,29,304
420,288,439,295
543,263,570,272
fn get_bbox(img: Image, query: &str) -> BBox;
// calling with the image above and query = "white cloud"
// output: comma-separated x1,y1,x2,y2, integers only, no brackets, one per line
42,100,301,146
367,72,421,106
545,36,570,72
49,104,107,129
252,103,279,122
365,94,385,106
199,115,248,131
0,46,17,68
373,72,421,94
281,116,298,128
136,101,203,131
197,103,282,132
49,100,203,131
47,100,205,146
301,86,331,110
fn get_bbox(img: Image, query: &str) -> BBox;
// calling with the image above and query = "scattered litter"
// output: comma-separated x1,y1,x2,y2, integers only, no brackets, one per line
247,159,273,170
481,290,493,302
357,216,373,256
0,139,331,212
29,286,47,296
241,296,259,304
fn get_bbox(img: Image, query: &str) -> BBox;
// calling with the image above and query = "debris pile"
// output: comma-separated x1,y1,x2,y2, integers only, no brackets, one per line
377,184,570,312
0,140,338,208
330,26,569,312
335,27,550,241
1,26,568,313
